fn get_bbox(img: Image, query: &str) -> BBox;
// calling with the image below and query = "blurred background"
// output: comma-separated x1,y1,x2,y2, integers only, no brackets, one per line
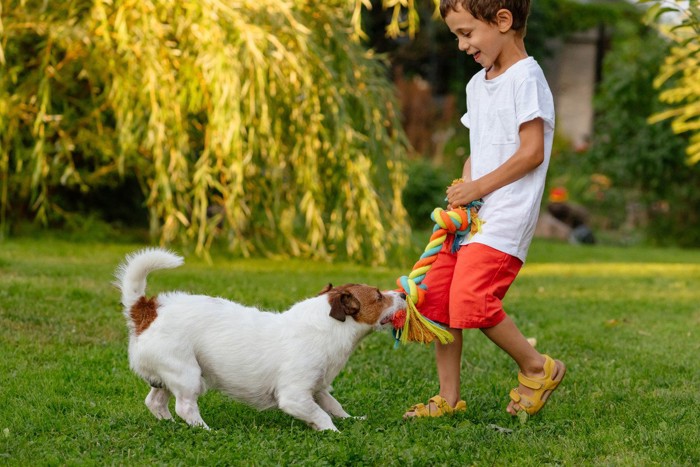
1,0,698,264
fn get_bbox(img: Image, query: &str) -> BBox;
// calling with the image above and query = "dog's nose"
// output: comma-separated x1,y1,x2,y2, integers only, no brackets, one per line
399,292,406,300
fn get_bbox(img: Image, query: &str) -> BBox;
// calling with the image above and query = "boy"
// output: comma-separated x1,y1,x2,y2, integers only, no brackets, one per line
404,0,565,418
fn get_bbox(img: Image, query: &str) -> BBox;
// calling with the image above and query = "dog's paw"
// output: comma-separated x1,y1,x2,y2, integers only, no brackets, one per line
313,423,339,432
187,420,210,430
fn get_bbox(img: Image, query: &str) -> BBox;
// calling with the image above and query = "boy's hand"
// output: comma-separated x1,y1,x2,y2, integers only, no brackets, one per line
446,180,481,208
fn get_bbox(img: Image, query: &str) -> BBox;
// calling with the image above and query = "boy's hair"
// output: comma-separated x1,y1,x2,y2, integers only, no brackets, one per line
439,0,531,34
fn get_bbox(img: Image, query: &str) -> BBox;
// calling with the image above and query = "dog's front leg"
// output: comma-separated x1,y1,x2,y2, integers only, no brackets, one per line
315,389,352,419
277,391,338,431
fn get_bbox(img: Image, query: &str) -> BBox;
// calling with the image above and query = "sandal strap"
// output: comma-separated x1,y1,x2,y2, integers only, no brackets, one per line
509,388,521,404
428,395,452,414
410,402,430,417
510,388,537,411
517,355,556,390
517,372,544,390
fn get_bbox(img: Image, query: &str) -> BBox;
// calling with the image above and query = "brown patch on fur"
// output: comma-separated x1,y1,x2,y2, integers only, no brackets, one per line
326,284,390,325
130,296,159,335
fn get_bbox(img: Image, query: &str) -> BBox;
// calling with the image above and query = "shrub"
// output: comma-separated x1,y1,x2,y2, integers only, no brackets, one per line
402,158,453,229
585,19,700,246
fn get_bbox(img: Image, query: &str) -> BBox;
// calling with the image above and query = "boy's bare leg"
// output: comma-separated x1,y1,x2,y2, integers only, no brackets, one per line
481,316,565,414
404,327,463,417
436,327,463,407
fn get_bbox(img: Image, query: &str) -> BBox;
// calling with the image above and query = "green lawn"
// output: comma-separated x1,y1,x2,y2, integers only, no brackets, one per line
1,235,699,465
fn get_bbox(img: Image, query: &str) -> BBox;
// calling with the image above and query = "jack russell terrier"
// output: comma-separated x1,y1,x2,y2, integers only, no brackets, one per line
114,248,406,431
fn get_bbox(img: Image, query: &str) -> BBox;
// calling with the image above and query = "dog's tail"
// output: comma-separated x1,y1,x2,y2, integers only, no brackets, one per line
114,248,183,309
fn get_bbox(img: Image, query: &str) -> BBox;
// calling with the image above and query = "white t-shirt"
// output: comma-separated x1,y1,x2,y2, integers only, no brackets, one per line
460,57,555,262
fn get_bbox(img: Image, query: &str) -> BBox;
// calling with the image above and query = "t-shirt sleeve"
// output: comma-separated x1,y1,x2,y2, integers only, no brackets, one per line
515,77,555,131
461,111,470,128
461,84,471,129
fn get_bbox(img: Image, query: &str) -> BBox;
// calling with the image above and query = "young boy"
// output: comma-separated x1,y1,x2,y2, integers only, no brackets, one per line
404,0,565,418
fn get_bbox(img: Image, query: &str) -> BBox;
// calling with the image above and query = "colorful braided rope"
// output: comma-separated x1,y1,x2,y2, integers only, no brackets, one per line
393,197,483,346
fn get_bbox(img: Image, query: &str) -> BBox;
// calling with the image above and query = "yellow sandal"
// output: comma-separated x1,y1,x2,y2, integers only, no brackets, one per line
404,395,467,419
509,355,566,415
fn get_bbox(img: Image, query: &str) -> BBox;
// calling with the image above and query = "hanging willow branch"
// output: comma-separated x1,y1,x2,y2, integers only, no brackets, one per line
643,0,700,164
1,0,411,264
349,0,440,40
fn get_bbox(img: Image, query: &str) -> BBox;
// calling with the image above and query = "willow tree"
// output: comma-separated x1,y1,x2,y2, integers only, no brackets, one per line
643,0,700,164
0,0,415,264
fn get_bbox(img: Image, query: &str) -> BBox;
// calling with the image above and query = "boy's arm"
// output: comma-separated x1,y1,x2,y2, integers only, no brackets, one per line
446,118,545,207
462,157,472,182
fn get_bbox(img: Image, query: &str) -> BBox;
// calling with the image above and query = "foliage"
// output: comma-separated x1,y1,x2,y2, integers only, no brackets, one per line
351,0,436,40
402,158,453,228
360,0,637,110
584,16,700,246
527,0,637,60
352,0,634,43
2,237,700,464
0,0,410,264
642,0,700,165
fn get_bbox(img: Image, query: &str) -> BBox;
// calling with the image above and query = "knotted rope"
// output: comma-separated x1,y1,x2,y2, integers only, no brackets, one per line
392,180,483,346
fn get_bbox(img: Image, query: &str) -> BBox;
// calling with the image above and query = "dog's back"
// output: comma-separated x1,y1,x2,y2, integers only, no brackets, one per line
140,292,301,409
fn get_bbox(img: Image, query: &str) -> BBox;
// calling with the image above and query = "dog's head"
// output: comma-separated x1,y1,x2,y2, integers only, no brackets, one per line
319,283,406,328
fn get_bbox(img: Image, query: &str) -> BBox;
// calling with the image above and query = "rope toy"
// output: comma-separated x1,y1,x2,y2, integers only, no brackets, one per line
392,179,483,347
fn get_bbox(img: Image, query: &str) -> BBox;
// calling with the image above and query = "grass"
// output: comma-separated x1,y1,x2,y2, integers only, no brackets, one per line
1,234,700,465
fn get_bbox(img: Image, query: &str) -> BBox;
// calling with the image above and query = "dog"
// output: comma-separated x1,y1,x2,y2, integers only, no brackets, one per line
114,248,406,431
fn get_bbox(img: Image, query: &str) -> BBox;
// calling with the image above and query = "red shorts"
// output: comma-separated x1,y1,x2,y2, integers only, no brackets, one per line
419,240,523,329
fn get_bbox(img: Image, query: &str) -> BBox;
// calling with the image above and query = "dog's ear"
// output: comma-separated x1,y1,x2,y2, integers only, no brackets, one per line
328,290,360,322
329,303,346,322
341,292,361,316
318,283,333,296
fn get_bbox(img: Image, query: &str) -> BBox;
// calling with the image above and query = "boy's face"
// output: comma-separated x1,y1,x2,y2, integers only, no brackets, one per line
444,5,511,71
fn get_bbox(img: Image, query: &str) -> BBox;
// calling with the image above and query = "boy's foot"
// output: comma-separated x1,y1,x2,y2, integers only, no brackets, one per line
403,395,466,419
507,355,566,416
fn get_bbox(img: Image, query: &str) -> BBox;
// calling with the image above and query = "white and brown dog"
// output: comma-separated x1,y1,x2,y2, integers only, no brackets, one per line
114,248,405,431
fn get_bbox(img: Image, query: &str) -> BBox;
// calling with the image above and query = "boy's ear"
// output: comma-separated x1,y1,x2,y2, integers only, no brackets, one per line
495,9,514,33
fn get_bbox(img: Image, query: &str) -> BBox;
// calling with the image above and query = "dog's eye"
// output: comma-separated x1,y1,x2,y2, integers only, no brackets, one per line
376,290,383,301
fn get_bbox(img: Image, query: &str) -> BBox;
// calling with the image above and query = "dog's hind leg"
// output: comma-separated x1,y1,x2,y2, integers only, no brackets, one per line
166,364,210,429
315,389,351,419
145,387,173,420
173,393,209,430
278,391,338,431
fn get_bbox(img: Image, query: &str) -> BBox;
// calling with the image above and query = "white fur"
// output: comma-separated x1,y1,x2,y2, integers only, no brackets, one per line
115,248,405,431
114,248,183,309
